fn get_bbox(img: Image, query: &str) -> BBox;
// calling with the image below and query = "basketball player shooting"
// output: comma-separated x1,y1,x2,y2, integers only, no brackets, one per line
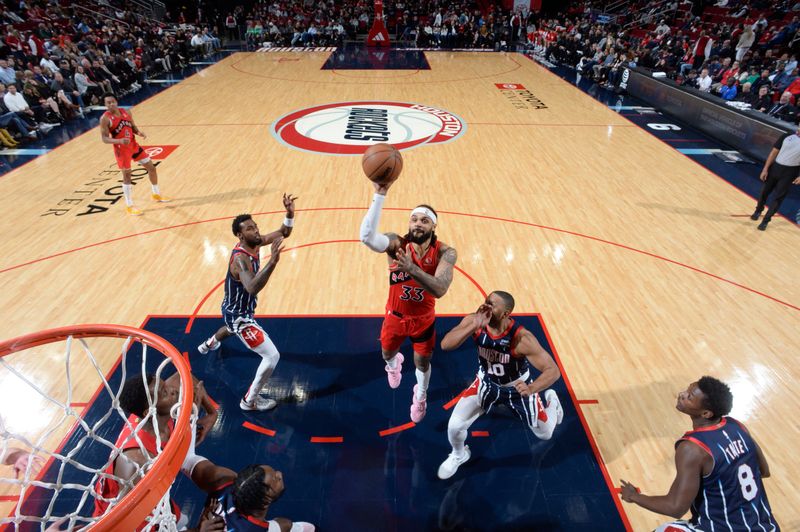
436,291,563,480
359,179,457,423
99,93,170,216
198,194,297,412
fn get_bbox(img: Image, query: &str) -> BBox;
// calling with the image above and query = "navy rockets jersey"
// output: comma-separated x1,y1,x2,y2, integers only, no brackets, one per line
208,482,276,531
472,319,528,385
679,417,779,531
222,244,260,319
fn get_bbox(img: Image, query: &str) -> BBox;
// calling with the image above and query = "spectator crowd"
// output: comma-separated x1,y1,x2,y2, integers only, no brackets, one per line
0,0,222,148
538,0,800,122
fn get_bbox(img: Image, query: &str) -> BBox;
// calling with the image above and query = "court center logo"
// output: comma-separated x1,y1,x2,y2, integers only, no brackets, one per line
271,101,466,155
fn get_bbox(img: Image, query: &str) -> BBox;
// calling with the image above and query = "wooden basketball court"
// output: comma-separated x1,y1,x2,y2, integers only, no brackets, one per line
1,51,798,530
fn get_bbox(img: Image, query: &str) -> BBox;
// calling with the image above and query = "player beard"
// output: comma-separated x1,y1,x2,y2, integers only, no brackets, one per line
408,228,433,244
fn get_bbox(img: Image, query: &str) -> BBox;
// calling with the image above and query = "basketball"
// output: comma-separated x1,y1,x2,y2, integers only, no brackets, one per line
362,143,403,185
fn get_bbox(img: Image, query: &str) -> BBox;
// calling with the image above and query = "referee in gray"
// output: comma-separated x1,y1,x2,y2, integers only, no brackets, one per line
751,125,800,230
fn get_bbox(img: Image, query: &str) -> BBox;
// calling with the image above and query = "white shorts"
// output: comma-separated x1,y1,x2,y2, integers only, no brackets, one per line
225,316,270,350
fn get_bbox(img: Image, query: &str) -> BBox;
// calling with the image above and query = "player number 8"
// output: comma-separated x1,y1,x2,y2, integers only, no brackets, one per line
737,464,758,501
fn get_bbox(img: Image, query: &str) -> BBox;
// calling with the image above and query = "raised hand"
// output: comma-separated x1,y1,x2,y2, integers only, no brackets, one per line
392,244,415,274
473,304,492,330
282,193,298,216
372,180,393,195
269,237,285,264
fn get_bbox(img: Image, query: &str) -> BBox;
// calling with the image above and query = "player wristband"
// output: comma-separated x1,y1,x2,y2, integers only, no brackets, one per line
283,217,294,227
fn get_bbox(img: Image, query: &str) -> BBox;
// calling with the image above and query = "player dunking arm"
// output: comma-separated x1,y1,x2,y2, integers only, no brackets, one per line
620,377,780,531
436,291,563,479
99,93,170,216
198,194,297,412
359,180,457,423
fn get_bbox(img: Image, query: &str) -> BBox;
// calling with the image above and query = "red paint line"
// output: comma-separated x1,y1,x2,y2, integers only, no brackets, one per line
3,207,796,313
0,495,19,501
578,399,599,404
521,54,799,230
453,265,486,298
378,422,416,437
242,421,276,437
186,239,486,334
69,402,89,408
310,436,343,443
538,315,633,532
443,388,470,410
471,431,490,437
3,316,156,523
185,279,224,334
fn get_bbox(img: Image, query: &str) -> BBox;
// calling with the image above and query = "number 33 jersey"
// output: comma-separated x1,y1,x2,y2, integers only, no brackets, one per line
386,236,440,317
678,417,779,531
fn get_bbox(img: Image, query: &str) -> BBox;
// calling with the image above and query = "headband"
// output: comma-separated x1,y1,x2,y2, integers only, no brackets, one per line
410,207,437,225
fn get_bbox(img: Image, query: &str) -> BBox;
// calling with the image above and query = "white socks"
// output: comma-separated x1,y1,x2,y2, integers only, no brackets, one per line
122,184,133,206
151,184,160,194
385,354,399,369
415,367,430,400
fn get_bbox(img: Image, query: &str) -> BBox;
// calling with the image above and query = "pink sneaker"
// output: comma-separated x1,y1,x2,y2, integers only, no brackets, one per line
385,353,404,389
410,384,427,422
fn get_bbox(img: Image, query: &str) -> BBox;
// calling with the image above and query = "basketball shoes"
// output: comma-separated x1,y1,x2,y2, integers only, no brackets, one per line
198,336,221,354
240,396,277,411
126,206,142,216
385,353,404,388
151,194,172,202
437,446,471,480
410,384,427,422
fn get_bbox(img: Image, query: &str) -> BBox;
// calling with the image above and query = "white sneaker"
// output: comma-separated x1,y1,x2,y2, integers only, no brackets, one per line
240,396,277,411
545,389,563,425
197,337,220,354
437,446,471,480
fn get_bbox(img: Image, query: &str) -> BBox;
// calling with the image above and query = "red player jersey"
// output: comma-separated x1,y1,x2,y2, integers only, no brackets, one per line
104,109,135,142
386,237,440,317
93,414,180,528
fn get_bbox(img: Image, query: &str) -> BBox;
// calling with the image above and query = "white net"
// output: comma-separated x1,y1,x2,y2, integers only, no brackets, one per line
0,328,194,531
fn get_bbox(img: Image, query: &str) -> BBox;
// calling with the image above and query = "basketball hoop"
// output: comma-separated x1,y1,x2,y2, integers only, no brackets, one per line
0,325,194,531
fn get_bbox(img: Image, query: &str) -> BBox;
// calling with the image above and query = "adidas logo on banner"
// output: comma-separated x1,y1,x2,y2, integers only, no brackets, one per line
373,33,386,41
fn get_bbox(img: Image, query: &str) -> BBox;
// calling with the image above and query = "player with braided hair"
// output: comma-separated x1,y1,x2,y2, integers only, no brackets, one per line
201,464,315,531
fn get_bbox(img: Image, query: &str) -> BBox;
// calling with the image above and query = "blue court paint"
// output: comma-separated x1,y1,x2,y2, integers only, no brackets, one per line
24,316,627,531
321,44,430,70
0,149,50,156
677,149,725,155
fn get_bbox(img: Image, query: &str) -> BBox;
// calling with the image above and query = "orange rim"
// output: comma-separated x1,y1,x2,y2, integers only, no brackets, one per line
0,324,194,531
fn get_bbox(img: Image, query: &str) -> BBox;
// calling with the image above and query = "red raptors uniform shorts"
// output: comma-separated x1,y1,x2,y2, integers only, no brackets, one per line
380,310,436,356
114,143,150,170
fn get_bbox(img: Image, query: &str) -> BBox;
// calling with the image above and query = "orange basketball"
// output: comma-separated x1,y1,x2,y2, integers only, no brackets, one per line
362,143,403,185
